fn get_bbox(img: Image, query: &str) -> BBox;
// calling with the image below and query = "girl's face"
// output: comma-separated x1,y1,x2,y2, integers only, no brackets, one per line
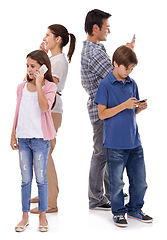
43,29,58,51
27,57,41,80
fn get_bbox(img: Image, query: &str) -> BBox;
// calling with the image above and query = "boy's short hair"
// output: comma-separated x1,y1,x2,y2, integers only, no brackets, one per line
112,45,138,67
85,9,111,36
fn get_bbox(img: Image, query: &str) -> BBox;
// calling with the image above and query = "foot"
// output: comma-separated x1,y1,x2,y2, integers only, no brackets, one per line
15,216,29,232
113,215,128,228
90,201,111,211
30,206,58,214
39,213,48,232
127,212,153,223
31,196,38,203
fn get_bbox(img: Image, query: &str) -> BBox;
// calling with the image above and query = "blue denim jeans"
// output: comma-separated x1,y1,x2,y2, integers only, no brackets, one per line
106,145,148,216
18,138,50,212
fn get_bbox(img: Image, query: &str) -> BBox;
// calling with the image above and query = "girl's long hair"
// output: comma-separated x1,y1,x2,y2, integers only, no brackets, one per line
48,24,76,63
26,50,56,109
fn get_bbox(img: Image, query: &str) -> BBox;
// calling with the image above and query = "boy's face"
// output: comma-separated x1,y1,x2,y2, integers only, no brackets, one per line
113,62,136,82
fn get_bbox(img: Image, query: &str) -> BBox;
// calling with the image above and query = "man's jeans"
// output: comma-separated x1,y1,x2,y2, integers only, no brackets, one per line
89,119,110,208
18,138,50,212
106,145,148,216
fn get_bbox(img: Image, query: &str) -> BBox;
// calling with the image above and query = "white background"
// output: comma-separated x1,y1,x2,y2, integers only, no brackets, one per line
1,0,167,239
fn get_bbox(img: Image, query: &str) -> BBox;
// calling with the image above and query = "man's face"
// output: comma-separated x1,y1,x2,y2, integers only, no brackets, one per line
97,18,110,41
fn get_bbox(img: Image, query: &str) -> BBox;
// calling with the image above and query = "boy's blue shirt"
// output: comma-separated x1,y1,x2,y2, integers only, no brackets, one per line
94,72,141,149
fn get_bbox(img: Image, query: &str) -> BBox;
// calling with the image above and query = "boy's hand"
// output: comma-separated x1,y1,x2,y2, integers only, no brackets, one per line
125,97,139,109
138,99,148,110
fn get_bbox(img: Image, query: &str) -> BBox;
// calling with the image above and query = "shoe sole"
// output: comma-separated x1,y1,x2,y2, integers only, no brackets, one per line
127,215,153,223
113,219,128,228
90,207,111,211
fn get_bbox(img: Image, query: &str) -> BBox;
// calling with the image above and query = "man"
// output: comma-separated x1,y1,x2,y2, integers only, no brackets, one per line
81,9,134,210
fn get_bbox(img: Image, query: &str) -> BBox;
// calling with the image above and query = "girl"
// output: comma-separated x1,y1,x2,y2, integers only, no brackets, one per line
30,24,76,213
10,50,57,232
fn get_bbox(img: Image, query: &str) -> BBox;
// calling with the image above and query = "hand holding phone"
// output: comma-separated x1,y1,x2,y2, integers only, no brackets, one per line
39,64,48,75
34,64,48,79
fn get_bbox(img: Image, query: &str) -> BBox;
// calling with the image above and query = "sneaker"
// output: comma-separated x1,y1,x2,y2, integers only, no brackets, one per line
127,212,153,223
124,193,129,201
90,201,111,211
113,215,128,227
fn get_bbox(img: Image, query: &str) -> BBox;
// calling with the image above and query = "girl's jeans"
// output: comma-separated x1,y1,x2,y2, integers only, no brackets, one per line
18,138,50,212
106,145,148,216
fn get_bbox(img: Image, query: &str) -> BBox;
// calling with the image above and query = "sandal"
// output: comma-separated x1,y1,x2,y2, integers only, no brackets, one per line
39,220,48,232
15,220,29,232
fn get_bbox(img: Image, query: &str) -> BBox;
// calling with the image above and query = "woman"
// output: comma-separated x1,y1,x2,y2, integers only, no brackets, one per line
31,24,76,213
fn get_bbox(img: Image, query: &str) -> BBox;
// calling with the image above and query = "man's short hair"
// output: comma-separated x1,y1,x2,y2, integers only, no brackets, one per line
85,9,111,36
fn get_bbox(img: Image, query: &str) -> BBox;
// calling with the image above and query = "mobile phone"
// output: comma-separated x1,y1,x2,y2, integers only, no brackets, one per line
39,64,48,74
139,100,145,103
132,34,135,41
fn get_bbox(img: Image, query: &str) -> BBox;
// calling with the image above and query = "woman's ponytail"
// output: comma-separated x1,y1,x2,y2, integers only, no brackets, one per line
48,24,76,63
67,33,76,63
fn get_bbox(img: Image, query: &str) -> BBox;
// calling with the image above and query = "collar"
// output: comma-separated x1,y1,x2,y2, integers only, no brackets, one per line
109,72,132,84
83,40,105,50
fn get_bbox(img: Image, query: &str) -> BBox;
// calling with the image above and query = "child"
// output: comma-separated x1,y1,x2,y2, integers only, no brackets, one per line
94,45,153,227
10,50,57,232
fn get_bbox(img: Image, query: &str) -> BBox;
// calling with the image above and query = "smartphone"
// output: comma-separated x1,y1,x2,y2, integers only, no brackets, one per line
132,34,135,41
39,64,48,74
139,100,145,103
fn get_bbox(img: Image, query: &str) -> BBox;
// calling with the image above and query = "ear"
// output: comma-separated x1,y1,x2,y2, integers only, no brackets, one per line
56,36,62,44
113,61,118,68
92,24,100,34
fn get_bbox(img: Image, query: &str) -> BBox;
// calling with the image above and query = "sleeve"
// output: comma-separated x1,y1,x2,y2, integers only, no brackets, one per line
52,60,68,80
94,81,108,107
133,81,140,100
45,83,57,110
90,49,113,82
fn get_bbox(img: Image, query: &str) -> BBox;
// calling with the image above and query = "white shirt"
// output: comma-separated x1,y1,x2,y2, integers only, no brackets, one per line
16,83,43,138
50,53,68,114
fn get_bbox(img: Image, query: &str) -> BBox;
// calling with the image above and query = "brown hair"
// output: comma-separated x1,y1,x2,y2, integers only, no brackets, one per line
26,50,56,109
112,45,138,68
48,24,76,63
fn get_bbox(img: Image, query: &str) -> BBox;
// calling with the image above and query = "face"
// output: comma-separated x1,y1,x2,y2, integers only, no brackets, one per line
97,18,110,41
43,28,58,51
26,57,41,80
113,62,136,81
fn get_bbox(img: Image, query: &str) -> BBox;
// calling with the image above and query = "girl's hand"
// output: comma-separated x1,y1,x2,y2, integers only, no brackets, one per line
35,69,45,86
10,136,18,150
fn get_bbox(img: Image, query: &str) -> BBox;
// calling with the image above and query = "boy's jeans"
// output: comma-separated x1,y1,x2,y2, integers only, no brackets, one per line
106,145,148,216
18,138,50,212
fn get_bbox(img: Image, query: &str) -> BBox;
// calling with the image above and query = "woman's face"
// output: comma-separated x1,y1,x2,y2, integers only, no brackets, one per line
26,57,41,80
43,29,57,51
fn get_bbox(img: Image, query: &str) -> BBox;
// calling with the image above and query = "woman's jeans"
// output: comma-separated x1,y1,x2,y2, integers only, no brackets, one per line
106,145,148,216
18,138,50,212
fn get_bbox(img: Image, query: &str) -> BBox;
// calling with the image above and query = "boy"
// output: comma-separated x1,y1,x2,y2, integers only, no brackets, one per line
94,45,153,227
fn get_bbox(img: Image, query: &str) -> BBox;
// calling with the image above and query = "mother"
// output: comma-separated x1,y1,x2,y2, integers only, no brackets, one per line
31,24,76,213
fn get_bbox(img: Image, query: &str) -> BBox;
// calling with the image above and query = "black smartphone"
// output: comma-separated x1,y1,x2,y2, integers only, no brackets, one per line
139,100,146,103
